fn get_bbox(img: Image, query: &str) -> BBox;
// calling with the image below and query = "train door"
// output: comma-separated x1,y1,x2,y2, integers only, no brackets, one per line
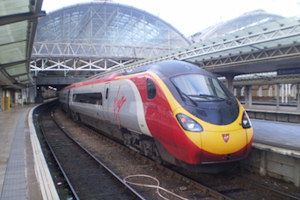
145,78,160,135
146,78,174,144
96,87,104,119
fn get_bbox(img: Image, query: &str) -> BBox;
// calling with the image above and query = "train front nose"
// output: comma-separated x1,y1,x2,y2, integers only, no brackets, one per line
179,108,253,164
199,128,252,163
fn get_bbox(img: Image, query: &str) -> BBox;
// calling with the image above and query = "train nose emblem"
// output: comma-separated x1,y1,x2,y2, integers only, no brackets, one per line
222,134,230,143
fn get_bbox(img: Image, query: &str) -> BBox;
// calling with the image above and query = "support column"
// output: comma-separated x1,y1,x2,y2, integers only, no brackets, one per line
225,74,234,93
259,151,267,176
297,83,300,110
27,86,37,104
3,90,10,110
35,86,43,103
236,86,241,100
245,85,252,108
0,87,3,112
276,84,280,110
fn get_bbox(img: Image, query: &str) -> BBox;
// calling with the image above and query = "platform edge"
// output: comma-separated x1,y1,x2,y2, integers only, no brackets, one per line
28,105,59,200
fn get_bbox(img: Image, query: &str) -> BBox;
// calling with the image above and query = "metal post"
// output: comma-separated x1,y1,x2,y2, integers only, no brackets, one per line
259,151,267,176
236,86,241,100
225,74,234,93
245,86,252,108
276,84,280,110
297,83,300,110
0,87,2,112
248,85,252,107
244,86,249,107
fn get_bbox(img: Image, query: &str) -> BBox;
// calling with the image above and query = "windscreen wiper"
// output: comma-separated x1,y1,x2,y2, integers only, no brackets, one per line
190,94,226,101
173,85,197,106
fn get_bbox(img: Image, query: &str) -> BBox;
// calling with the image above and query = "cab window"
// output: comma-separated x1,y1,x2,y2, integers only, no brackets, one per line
147,78,156,99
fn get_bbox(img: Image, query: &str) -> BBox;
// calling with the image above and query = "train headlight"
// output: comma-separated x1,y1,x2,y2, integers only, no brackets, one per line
242,111,252,129
176,113,203,132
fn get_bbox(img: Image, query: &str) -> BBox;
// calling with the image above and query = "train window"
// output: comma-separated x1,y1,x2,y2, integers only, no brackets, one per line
147,78,156,99
73,93,103,105
171,74,228,100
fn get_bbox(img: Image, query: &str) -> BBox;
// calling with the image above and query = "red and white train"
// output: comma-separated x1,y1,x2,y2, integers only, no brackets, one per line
59,60,253,172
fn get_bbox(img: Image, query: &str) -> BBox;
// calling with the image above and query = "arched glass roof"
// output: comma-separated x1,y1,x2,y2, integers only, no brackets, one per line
35,2,190,52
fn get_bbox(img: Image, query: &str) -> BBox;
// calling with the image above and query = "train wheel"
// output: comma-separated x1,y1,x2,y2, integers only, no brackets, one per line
71,111,80,122
142,140,163,164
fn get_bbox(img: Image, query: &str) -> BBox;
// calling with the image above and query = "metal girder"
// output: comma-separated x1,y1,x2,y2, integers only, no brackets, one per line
32,42,173,59
0,11,45,26
98,18,300,76
201,43,300,69
30,58,138,71
0,60,28,68
36,75,86,85
233,74,300,86
0,68,22,88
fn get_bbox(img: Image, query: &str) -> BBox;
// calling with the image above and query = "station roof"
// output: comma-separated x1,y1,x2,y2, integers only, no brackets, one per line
33,2,190,59
0,0,44,89
185,16,300,75
114,14,300,78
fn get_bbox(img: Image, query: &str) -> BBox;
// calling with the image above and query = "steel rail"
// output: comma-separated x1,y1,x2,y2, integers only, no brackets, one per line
237,176,300,200
38,105,145,200
50,111,146,200
38,112,80,200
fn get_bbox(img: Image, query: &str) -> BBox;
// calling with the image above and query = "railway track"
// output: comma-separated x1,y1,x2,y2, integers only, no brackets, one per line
179,169,300,200
36,102,300,200
38,104,145,200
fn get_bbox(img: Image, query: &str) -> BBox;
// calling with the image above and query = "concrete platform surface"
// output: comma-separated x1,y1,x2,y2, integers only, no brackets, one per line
252,119,300,151
0,105,58,200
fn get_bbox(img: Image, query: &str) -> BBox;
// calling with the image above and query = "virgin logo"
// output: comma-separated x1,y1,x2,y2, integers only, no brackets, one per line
222,134,230,143
114,86,126,124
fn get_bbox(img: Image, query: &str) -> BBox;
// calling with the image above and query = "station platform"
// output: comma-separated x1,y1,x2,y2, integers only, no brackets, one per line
243,105,300,151
0,105,58,200
251,119,300,151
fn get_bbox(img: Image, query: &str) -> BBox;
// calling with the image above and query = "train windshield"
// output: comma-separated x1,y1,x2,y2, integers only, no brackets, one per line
171,74,228,100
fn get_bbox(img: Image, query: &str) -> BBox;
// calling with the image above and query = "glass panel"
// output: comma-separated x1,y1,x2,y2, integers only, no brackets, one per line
16,74,29,82
73,93,103,105
0,21,27,44
0,0,29,17
0,42,26,64
147,78,156,99
172,74,228,100
6,64,27,76
35,3,190,54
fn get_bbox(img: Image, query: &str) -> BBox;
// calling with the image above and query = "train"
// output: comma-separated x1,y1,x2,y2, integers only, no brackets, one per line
59,60,253,172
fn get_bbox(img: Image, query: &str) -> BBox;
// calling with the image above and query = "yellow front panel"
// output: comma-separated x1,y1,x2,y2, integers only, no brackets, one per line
202,129,247,154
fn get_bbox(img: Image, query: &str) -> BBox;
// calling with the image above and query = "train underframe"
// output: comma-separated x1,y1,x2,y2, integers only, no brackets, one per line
67,108,237,173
